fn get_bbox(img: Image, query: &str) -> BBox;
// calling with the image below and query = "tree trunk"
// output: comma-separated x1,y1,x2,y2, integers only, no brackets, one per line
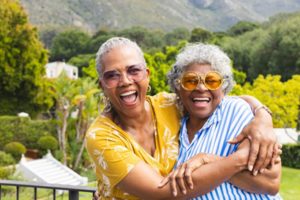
73,137,86,170
62,109,69,166
75,102,84,142
56,116,62,151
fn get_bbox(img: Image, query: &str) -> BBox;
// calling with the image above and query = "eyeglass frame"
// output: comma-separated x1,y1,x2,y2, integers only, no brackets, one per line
100,63,148,89
177,71,225,91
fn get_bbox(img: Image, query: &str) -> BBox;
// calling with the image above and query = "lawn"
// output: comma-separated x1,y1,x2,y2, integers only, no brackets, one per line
279,166,300,200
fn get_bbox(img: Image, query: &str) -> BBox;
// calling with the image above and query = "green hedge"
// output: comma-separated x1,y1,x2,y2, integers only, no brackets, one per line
0,116,56,150
281,144,300,169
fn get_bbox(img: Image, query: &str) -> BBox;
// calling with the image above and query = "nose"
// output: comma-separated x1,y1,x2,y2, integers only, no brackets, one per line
118,72,133,87
195,78,207,92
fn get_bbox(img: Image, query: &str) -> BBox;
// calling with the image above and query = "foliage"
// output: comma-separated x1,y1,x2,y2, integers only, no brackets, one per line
281,144,300,169
222,14,300,82
164,28,190,46
189,27,213,43
4,142,26,161
37,136,58,156
49,70,79,165
146,41,187,95
82,59,98,79
230,74,300,128
68,54,96,77
0,116,56,150
0,0,53,118
0,151,16,166
49,30,91,62
226,20,260,37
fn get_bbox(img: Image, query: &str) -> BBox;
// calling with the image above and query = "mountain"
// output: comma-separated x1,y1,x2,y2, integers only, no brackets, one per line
19,0,300,32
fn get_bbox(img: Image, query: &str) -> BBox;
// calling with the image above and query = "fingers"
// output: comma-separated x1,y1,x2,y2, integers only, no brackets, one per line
169,169,179,196
228,131,247,144
271,143,282,165
252,141,267,176
176,164,187,194
258,144,273,173
184,165,194,189
247,137,259,172
158,174,171,188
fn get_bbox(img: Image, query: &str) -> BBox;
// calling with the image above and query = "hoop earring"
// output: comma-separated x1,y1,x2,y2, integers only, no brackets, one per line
147,85,151,93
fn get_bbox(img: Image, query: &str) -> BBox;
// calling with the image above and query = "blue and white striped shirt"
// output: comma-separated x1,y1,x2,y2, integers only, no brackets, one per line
175,97,282,200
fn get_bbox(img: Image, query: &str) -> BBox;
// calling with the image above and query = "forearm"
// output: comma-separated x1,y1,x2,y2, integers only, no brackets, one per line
228,161,281,195
118,151,247,200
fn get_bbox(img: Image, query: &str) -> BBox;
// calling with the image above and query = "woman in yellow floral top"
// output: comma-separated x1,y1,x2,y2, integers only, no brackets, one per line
85,37,279,200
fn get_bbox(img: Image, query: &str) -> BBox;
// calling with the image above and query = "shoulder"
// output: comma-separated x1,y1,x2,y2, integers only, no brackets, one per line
85,115,121,145
147,92,177,106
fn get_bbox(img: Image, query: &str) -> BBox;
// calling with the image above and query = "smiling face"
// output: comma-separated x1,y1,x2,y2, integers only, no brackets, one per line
177,63,225,123
99,46,150,118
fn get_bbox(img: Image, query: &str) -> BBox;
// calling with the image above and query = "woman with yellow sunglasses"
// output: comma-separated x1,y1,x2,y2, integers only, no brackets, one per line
160,43,282,199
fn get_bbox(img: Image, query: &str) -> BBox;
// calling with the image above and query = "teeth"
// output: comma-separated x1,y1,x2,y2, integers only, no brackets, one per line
120,91,136,96
193,98,210,101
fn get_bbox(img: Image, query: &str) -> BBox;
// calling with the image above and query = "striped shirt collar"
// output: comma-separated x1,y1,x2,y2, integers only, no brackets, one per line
179,97,226,147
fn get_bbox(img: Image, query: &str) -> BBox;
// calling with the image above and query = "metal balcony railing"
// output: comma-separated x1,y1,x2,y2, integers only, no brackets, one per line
0,180,97,200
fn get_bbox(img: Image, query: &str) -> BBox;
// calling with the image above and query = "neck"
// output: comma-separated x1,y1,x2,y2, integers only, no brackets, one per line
186,115,209,143
113,100,152,133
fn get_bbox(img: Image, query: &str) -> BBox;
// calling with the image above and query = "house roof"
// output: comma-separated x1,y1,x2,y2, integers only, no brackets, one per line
273,128,299,144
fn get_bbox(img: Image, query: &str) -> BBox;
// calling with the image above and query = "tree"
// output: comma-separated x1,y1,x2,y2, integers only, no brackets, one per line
49,30,90,62
73,77,100,170
226,20,260,37
82,59,98,79
189,27,213,42
49,71,79,165
68,54,96,77
0,0,52,118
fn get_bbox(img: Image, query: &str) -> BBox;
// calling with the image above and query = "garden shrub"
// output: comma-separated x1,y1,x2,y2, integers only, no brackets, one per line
4,142,26,162
0,116,56,150
37,136,58,156
281,144,300,169
0,151,16,166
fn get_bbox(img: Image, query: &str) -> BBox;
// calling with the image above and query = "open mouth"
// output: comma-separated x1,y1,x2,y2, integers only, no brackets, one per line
192,97,211,105
120,91,138,104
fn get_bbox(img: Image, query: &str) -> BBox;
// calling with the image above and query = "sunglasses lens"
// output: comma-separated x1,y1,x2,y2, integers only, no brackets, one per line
103,70,121,88
205,72,222,90
182,72,199,90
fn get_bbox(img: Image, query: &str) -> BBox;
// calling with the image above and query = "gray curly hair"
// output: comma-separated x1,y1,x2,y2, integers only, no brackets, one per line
95,37,146,79
167,43,235,95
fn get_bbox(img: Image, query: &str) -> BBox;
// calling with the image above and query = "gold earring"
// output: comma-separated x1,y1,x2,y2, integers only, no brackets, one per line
147,85,151,93
99,94,112,114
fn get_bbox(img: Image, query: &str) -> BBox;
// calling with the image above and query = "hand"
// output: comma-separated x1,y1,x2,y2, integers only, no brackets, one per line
270,143,282,166
228,109,276,176
158,153,219,196
93,190,99,200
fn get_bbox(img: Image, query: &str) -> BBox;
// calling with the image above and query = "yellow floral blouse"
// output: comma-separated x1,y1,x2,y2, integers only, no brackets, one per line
85,92,183,200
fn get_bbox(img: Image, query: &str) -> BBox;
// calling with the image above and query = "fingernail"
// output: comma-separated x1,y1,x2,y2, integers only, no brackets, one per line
183,190,186,194
190,185,193,189
253,170,258,176
158,183,161,187
260,168,265,173
249,165,253,171
173,191,177,196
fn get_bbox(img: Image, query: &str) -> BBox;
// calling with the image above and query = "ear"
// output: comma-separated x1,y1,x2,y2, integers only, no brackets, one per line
146,68,150,82
99,80,106,94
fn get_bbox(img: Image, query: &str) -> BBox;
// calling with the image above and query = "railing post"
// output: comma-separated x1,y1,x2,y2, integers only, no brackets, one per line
16,186,19,200
53,189,56,200
34,187,37,200
0,184,2,200
69,190,79,200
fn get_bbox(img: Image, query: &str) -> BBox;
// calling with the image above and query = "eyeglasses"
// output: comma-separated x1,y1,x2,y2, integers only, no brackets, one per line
177,71,224,91
101,63,147,88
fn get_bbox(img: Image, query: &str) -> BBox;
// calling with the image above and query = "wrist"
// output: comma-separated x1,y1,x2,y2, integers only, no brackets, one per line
255,105,272,117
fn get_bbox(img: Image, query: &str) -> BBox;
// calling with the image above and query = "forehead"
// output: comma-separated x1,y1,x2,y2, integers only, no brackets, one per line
101,46,142,72
185,63,212,75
